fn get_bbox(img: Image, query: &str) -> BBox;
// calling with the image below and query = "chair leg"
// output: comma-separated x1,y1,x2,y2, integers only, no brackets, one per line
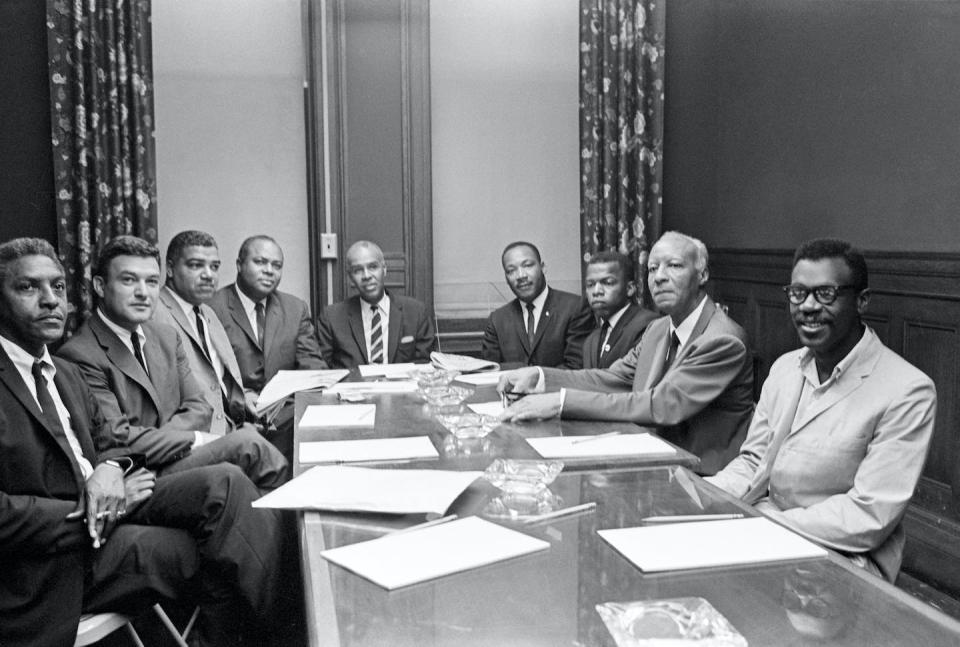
123,622,146,647
152,603,190,647
181,606,200,643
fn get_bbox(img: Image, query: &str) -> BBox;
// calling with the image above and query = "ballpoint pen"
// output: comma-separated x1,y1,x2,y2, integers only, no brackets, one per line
523,501,597,524
640,513,745,524
571,431,621,444
391,514,458,535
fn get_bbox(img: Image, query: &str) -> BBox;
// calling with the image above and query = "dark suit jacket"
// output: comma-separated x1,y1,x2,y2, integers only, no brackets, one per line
57,313,212,468
543,299,754,475
481,288,594,369
316,293,436,369
581,303,659,369
0,348,119,646
209,284,327,393
154,287,251,435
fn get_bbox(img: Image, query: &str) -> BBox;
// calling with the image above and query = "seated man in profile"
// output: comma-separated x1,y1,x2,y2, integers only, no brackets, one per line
317,240,436,368
0,237,284,647
482,241,594,369
708,238,936,582
581,251,658,369
499,231,754,475
58,236,287,489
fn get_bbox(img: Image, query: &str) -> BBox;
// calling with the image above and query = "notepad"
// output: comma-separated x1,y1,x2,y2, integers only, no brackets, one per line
320,516,549,589
328,380,419,394
455,371,507,386
598,516,827,572
255,369,350,413
527,433,676,458
358,363,418,378
253,465,481,515
299,435,439,464
467,401,505,417
299,404,376,428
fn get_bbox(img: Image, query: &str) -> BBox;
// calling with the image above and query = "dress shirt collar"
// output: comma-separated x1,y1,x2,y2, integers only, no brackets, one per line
362,292,390,317
603,302,631,330
167,285,199,320
97,308,146,351
521,285,549,315
798,324,872,387
0,334,53,378
670,294,708,349
234,283,266,315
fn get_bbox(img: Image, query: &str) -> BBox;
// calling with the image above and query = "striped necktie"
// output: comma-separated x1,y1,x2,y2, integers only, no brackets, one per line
370,305,384,363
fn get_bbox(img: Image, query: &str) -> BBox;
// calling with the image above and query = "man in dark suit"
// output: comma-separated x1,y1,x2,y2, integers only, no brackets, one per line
581,251,658,369
500,232,754,475
58,236,287,489
481,241,594,369
317,240,435,368
0,237,284,647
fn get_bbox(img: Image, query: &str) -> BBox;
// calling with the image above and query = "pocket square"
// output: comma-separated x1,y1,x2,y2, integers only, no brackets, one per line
400,335,415,343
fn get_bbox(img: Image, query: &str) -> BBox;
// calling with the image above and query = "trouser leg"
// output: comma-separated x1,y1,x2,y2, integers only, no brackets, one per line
160,427,289,490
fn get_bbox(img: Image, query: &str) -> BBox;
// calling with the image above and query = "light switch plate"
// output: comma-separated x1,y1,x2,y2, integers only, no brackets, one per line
320,233,338,259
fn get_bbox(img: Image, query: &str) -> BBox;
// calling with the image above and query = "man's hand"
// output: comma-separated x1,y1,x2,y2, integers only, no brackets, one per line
123,468,156,514
497,367,541,394
83,462,125,548
499,393,562,422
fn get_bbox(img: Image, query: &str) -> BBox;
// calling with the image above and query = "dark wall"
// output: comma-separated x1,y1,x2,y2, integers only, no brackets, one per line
0,0,57,243
663,0,960,252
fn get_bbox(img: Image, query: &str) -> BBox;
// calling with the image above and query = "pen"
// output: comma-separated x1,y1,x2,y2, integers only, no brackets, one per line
390,514,458,535
523,501,597,525
571,431,621,444
640,513,745,524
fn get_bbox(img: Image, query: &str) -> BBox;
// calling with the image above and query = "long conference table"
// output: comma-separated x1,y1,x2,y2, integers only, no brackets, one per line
292,378,960,646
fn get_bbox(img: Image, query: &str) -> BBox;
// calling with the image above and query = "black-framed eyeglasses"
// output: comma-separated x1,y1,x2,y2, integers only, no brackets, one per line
782,284,859,305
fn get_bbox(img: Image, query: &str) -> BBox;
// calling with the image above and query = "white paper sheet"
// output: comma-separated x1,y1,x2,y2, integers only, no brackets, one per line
467,401,505,417
456,371,507,386
328,380,419,394
299,404,376,428
255,369,350,413
358,363,418,378
430,352,500,374
320,516,549,589
598,517,827,572
299,436,439,464
253,465,481,515
527,433,676,458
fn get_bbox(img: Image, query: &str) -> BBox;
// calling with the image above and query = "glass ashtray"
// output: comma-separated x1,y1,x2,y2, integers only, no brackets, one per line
596,597,747,647
483,459,564,491
435,412,500,439
411,366,460,390
483,487,562,519
422,385,473,408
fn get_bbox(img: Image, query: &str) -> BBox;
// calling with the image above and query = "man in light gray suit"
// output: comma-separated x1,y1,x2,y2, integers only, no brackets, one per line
499,231,754,475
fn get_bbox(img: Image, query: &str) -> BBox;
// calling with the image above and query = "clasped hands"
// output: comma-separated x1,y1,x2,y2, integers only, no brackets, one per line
497,367,562,422
66,463,156,549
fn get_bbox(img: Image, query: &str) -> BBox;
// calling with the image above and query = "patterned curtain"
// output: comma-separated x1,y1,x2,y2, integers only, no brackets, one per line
579,0,665,306
47,0,157,329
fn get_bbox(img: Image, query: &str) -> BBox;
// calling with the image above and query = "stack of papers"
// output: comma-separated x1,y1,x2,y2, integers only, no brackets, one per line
527,433,676,458
328,381,419,394
456,371,507,386
320,516,549,589
467,401,506,417
358,363,418,378
253,465,481,515
255,369,349,414
431,351,500,373
299,435,439,464
598,517,827,572
299,404,377,428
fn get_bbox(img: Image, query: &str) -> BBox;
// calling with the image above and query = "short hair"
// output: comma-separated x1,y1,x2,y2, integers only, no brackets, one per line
238,235,280,262
793,238,869,291
501,241,541,264
94,235,160,278
346,240,385,265
0,237,62,284
658,231,709,273
587,251,635,282
166,230,217,266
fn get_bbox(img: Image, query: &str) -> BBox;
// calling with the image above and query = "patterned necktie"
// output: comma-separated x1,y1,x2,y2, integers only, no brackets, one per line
526,302,536,345
131,331,148,374
32,361,66,436
255,301,266,347
597,319,611,364
370,305,384,363
193,305,211,357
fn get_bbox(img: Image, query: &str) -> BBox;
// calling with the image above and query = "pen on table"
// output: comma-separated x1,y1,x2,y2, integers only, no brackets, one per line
640,513,745,524
391,514,458,535
571,431,621,444
523,501,597,525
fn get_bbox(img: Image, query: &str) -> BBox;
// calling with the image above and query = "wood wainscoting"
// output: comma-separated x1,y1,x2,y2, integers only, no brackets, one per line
709,248,960,597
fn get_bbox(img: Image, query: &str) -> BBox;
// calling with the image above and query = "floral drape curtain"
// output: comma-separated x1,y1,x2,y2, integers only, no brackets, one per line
579,0,665,305
47,0,157,328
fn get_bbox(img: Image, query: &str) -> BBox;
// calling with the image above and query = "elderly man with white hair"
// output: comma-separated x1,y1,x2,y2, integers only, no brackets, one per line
499,231,755,475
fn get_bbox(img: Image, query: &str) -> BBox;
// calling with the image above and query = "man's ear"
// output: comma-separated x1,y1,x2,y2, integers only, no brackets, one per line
92,275,105,299
165,260,174,281
698,266,710,287
625,280,637,298
856,288,870,315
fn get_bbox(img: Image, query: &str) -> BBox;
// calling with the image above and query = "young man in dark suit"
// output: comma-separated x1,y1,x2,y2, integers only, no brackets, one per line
481,241,594,369
317,240,436,369
581,251,658,369
0,237,283,647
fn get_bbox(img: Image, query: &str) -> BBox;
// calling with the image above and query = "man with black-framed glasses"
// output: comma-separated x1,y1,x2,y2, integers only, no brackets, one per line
708,238,936,583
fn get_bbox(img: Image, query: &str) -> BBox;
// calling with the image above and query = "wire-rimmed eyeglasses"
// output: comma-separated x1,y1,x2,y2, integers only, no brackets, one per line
782,284,859,306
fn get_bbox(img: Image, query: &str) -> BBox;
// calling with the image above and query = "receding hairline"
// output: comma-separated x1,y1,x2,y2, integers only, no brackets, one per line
501,241,542,266
345,240,385,266
654,231,709,271
238,235,281,262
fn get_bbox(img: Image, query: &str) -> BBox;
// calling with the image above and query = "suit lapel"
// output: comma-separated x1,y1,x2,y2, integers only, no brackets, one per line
743,373,805,503
90,314,162,412
348,298,369,363
790,342,878,434
529,291,554,353
673,299,716,366
263,293,282,357
160,288,207,359
204,303,244,392
53,363,97,464
641,323,671,390
387,297,403,362
510,300,531,354
225,286,260,350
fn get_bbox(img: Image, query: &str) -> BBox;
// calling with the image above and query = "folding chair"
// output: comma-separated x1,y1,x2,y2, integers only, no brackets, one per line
74,603,199,647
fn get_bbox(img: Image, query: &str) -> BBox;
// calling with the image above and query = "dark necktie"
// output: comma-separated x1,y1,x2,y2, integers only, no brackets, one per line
597,319,610,364
193,305,211,357
370,305,384,363
131,331,148,373
255,301,266,348
32,361,66,435
665,331,681,370
526,302,536,345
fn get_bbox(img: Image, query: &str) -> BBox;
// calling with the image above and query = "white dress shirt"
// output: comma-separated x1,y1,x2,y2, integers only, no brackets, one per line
98,309,149,376
234,284,266,345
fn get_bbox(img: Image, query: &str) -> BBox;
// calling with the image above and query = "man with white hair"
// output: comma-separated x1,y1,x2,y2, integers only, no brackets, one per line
499,231,754,475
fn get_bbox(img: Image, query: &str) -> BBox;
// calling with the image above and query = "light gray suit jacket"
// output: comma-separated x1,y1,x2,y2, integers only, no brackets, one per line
542,298,754,475
708,327,936,582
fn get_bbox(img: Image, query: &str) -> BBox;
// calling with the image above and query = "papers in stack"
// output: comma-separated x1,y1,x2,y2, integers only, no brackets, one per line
598,516,827,572
255,369,350,414
328,380,419,394
358,363,418,378
299,435,439,464
299,404,376,428
527,433,676,459
455,370,507,386
431,351,500,373
320,516,549,589
253,465,481,515
467,401,505,417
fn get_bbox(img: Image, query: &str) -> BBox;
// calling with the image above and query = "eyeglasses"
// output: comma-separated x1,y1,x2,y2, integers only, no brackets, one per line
782,284,859,305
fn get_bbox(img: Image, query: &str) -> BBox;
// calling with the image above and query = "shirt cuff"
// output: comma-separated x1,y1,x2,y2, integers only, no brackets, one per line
535,368,546,393
192,431,206,449
559,387,567,414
